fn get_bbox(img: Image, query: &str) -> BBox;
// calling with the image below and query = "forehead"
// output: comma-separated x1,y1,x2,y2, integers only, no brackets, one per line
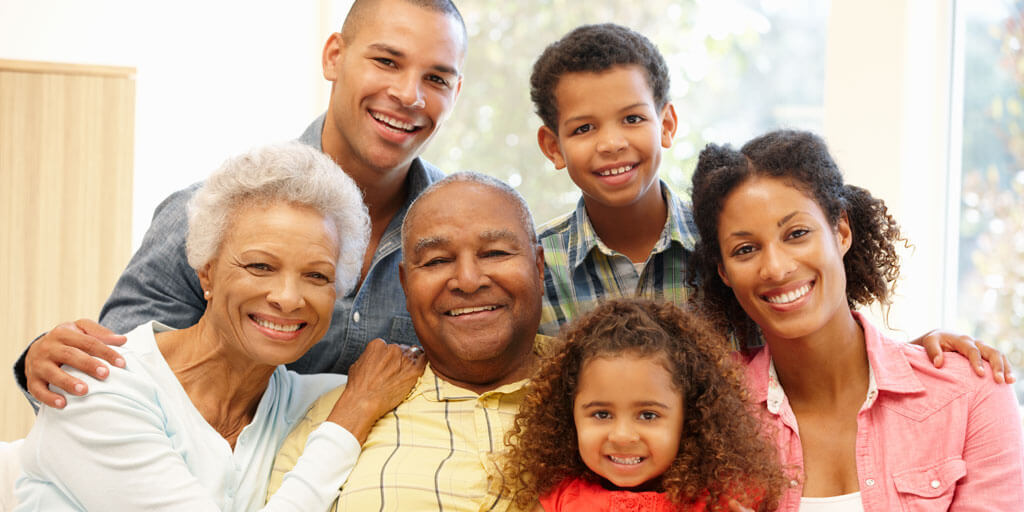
720,177,825,226
346,0,465,65
225,202,339,254
554,66,655,115
406,183,530,243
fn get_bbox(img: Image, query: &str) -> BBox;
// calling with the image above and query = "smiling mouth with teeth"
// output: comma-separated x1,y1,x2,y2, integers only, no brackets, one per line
370,111,418,132
597,165,635,177
607,455,644,465
763,282,813,304
251,315,305,332
446,305,498,317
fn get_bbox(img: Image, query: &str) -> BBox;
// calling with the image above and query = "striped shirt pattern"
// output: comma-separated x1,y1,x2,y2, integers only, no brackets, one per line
537,182,699,336
268,364,531,512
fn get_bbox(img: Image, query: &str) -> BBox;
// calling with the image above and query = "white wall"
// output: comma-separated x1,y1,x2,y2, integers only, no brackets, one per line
0,0,337,249
824,0,955,338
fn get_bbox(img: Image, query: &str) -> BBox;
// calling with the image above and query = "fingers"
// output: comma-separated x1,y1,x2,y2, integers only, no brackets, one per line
918,330,945,369
728,499,754,512
974,340,1015,384
74,319,128,347
25,321,128,407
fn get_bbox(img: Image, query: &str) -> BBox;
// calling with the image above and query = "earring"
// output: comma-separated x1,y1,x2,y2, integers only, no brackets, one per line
203,290,211,299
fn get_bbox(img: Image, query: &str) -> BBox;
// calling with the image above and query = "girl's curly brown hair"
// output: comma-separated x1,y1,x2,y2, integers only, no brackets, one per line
502,298,786,511
687,130,908,347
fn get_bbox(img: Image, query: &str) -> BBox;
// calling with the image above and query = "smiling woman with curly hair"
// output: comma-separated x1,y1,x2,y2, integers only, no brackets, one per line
502,298,786,511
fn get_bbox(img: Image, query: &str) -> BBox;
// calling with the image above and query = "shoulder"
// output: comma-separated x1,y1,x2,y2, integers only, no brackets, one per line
273,370,348,421
416,157,447,183
538,210,578,242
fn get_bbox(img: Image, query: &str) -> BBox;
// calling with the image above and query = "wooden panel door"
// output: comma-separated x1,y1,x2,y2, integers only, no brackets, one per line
0,59,135,440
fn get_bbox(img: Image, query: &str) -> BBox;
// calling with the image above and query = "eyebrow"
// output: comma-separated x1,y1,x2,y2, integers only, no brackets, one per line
367,43,460,76
578,400,670,409
480,229,521,245
413,235,448,256
726,211,803,238
562,102,649,127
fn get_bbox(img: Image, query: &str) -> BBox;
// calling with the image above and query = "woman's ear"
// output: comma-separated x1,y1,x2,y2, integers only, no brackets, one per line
717,263,732,288
837,211,853,256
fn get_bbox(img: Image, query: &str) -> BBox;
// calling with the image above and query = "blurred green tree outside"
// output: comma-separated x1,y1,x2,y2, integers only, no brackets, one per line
422,0,827,224
958,1,1024,384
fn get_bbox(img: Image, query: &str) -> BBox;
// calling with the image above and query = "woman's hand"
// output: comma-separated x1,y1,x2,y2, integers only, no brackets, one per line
326,338,426,444
912,329,1015,384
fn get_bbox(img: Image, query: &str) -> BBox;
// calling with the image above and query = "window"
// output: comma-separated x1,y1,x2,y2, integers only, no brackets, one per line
422,0,829,224
955,0,1024,399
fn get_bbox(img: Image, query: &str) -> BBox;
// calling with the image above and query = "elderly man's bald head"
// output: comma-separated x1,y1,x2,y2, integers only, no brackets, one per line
341,0,468,52
401,172,536,259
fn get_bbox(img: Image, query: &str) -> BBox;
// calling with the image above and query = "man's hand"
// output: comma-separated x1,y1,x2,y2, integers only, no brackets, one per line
26,319,127,408
326,338,426,444
913,329,1015,384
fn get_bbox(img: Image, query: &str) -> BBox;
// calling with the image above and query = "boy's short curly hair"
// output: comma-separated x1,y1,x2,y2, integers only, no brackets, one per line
687,130,907,346
530,23,670,132
502,298,785,511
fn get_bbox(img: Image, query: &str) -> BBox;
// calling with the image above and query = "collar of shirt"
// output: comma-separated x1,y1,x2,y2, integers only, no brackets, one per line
749,312,926,416
410,334,552,402
564,181,697,271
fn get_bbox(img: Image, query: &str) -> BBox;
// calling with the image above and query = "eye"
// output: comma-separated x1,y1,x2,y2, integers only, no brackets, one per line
639,411,659,421
422,257,452,268
571,123,593,135
244,262,273,274
483,249,511,258
730,244,755,257
427,74,450,87
592,410,612,420
306,272,332,284
787,228,810,240
373,57,396,68
624,114,645,124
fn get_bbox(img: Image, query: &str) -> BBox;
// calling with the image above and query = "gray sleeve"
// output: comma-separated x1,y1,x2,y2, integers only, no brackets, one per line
13,184,206,397
98,183,206,333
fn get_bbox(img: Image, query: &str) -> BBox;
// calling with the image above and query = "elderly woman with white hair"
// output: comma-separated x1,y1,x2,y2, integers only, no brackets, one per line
15,142,425,511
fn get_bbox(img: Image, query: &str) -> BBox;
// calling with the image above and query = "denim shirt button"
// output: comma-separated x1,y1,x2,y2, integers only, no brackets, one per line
353,311,361,323
865,478,876,486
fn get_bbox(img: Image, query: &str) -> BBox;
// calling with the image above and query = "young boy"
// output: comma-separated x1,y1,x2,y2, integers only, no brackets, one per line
531,23,697,335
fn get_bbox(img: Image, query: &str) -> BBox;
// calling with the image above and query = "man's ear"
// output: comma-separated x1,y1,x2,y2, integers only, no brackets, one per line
533,244,545,286
322,32,345,81
659,102,678,149
837,210,853,256
717,262,732,288
537,126,566,170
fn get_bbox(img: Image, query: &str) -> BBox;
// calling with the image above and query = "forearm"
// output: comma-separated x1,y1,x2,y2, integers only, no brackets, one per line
266,423,361,511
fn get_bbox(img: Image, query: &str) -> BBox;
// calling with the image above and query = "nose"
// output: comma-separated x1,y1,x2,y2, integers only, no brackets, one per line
759,242,796,282
607,418,640,444
596,127,627,154
389,72,425,110
267,275,306,313
448,256,488,294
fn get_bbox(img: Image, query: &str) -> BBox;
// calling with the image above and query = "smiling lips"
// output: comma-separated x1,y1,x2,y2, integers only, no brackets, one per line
370,110,420,133
763,282,813,305
250,314,306,339
445,305,499,317
607,455,644,465
596,164,635,177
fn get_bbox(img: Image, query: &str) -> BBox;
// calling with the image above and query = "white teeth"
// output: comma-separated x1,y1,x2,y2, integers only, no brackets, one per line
608,455,643,465
371,112,416,131
765,283,812,304
598,165,633,176
447,305,497,317
254,317,302,332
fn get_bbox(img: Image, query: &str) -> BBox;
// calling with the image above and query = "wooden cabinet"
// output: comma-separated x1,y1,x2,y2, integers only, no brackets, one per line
1,59,135,440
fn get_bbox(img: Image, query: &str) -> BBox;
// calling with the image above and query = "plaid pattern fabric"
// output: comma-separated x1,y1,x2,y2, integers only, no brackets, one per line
269,361,539,512
537,182,698,336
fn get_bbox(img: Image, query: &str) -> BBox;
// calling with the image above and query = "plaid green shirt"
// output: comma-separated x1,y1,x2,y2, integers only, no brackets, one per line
537,182,698,336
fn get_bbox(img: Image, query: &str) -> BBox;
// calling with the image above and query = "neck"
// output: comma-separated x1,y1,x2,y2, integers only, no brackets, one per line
156,319,276,444
583,188,667,264
430,351,538,396
766,310,869,408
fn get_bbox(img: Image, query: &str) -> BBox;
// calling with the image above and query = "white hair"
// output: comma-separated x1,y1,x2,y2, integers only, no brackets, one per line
186,141,370,295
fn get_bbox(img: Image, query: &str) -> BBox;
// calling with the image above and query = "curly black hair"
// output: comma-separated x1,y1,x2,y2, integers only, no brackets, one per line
503,298,785,511
687,130,907,346
530,23,670,132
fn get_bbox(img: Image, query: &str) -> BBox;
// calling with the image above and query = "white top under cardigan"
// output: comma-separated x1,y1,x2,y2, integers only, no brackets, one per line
15,321,358,511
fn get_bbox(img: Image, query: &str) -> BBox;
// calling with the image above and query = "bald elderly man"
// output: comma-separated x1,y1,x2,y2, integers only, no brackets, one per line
268,172,545,511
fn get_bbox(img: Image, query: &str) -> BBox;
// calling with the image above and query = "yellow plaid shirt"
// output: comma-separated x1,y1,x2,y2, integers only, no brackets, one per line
267,362,535,511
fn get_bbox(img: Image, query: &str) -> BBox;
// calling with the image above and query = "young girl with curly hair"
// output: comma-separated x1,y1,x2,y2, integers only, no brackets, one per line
503,298,786,512
688,129,1024,510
